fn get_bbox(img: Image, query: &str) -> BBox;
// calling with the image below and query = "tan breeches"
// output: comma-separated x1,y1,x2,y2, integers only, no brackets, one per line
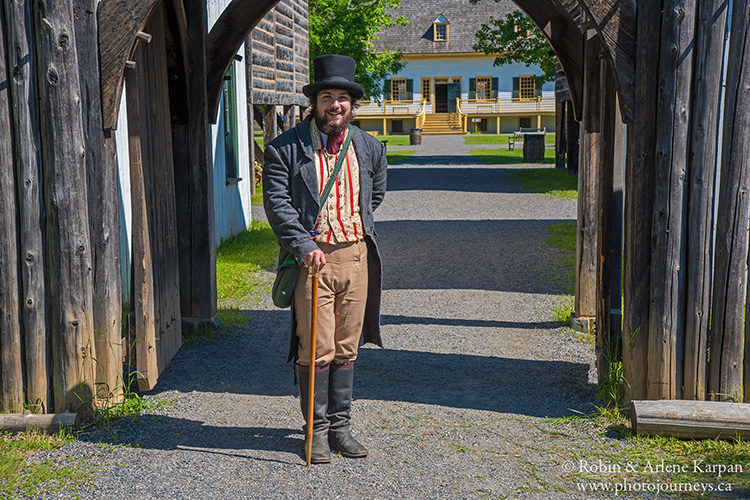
294,240,368,366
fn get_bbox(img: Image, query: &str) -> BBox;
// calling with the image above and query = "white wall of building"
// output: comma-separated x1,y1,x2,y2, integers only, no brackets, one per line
208,0,253,247
391,55,554,100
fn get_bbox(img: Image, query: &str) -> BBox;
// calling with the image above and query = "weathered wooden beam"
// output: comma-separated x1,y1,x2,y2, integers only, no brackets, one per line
622,0,661,404
595,57,618,385
125,69,158,392
35,0,96,415
555,100,566,170
647,0,697,401
205,0,278,121
283,104,296,131
97,0,160,129
632,400,750,440
0,8,24,413
74,0,123,403
515,0,585,120
183,0,216,324
565,101,579,175
263,104,278,148
711,0,750,403
4,0,48,413
683,0,728,401
576,0,636,122
574,34,601,322
0,413,79,434
245,35,256,196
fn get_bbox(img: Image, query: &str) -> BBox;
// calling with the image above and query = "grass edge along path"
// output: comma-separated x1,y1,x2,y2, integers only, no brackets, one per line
464,133,556,146
0,429,92,498
387,150,415,165
470,147,555,166
543,222,750,494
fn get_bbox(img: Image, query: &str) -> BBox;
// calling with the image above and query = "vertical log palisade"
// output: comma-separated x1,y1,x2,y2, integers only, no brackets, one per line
2,0,750,417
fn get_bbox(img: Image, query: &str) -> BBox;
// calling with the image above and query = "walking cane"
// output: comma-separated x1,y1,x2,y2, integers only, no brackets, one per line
305,263,319,466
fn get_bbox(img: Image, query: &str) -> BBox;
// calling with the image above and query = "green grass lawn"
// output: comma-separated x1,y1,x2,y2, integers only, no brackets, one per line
377,135,411,146
251,186,263,206
509,168,578,199
465,133,556,146
470,146,555,165
387,150,415,165
216,220,278,302
0,429,91,497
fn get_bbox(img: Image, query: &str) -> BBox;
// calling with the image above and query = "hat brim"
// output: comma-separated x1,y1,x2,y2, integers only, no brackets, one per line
303,77,365,99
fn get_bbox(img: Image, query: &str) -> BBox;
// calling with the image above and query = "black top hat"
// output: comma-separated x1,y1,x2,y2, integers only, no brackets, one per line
303,55,365,99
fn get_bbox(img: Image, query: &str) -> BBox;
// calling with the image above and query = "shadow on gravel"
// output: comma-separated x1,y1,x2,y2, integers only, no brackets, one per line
388,167,529,193
376,219,573,294
79,418,305,465
151,310,593,419
381,314,562,330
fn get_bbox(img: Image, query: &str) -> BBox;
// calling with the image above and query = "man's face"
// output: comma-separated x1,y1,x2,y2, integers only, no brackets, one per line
315,89,353,135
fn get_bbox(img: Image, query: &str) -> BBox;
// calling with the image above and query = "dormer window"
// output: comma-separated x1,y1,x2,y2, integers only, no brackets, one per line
432,15,449,42
434,22,447,41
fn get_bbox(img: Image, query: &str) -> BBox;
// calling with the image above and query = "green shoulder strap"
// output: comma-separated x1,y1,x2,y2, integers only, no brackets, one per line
317,125,353,216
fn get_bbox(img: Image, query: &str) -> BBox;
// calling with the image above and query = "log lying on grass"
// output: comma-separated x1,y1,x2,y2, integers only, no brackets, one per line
632,400,750,440
0,413,79,434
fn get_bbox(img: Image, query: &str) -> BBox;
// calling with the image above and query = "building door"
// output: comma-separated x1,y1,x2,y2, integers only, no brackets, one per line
435,84,448,113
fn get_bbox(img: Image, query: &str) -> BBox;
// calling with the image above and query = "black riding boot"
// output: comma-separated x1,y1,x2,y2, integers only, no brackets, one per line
296,364,331,464
327,362,368,458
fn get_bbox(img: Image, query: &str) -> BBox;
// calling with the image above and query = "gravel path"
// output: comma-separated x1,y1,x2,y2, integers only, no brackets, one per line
35,135,611,499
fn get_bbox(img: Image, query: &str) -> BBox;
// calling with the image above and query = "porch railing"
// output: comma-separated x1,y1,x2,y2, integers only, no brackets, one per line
355,96,555,116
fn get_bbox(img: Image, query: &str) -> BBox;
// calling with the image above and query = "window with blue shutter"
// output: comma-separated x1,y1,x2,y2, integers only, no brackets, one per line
492,77,498,98
512,77,520,99
469,78,476,99
383,79,391,100
406,79,413,101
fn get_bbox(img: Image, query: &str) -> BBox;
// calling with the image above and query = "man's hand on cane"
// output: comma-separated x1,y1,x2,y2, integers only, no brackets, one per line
304,249,326,271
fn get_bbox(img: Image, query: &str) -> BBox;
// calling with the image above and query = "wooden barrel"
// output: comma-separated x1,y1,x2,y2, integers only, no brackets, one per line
409,128,422,145
523,133,546,163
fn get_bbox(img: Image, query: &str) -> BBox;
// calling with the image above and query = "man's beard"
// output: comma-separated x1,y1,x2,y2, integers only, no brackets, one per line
315,107,353,135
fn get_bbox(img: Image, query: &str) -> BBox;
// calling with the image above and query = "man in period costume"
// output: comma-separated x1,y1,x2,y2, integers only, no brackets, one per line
263,55,387,464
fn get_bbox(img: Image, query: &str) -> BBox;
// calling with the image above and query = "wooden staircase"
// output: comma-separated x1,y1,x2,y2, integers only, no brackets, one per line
420,113,464,135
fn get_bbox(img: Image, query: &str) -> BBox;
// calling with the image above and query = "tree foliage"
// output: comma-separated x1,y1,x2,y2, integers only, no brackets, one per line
470,6,556,83
308,0,408,98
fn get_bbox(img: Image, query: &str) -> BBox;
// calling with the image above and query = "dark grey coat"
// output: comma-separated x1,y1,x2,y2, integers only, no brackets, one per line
262,117,387,363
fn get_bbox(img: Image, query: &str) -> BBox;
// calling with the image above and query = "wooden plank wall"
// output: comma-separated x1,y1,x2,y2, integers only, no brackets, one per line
74,0,123,402
3,0,48,413
710,0,750,403
129,4,182,388
0,4,24,413
249,0,308,106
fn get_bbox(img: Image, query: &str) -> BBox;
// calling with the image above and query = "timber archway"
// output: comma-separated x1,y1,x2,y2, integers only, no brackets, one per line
2,0,749,418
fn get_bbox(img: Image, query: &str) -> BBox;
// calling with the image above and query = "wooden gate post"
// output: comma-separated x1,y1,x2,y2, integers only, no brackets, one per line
647,0,697,401
595,58,619,385
574,33,601,330
0,10,24,413
622,0,661,404
244,35,256,195
565,101,579,176
73,0,123,403
35,0,96,415
710,0,750,403
683,0,728,401
181,0,217,326
4,0,49,412
263,104,278,147
283,104,296,131
555,100,566,170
